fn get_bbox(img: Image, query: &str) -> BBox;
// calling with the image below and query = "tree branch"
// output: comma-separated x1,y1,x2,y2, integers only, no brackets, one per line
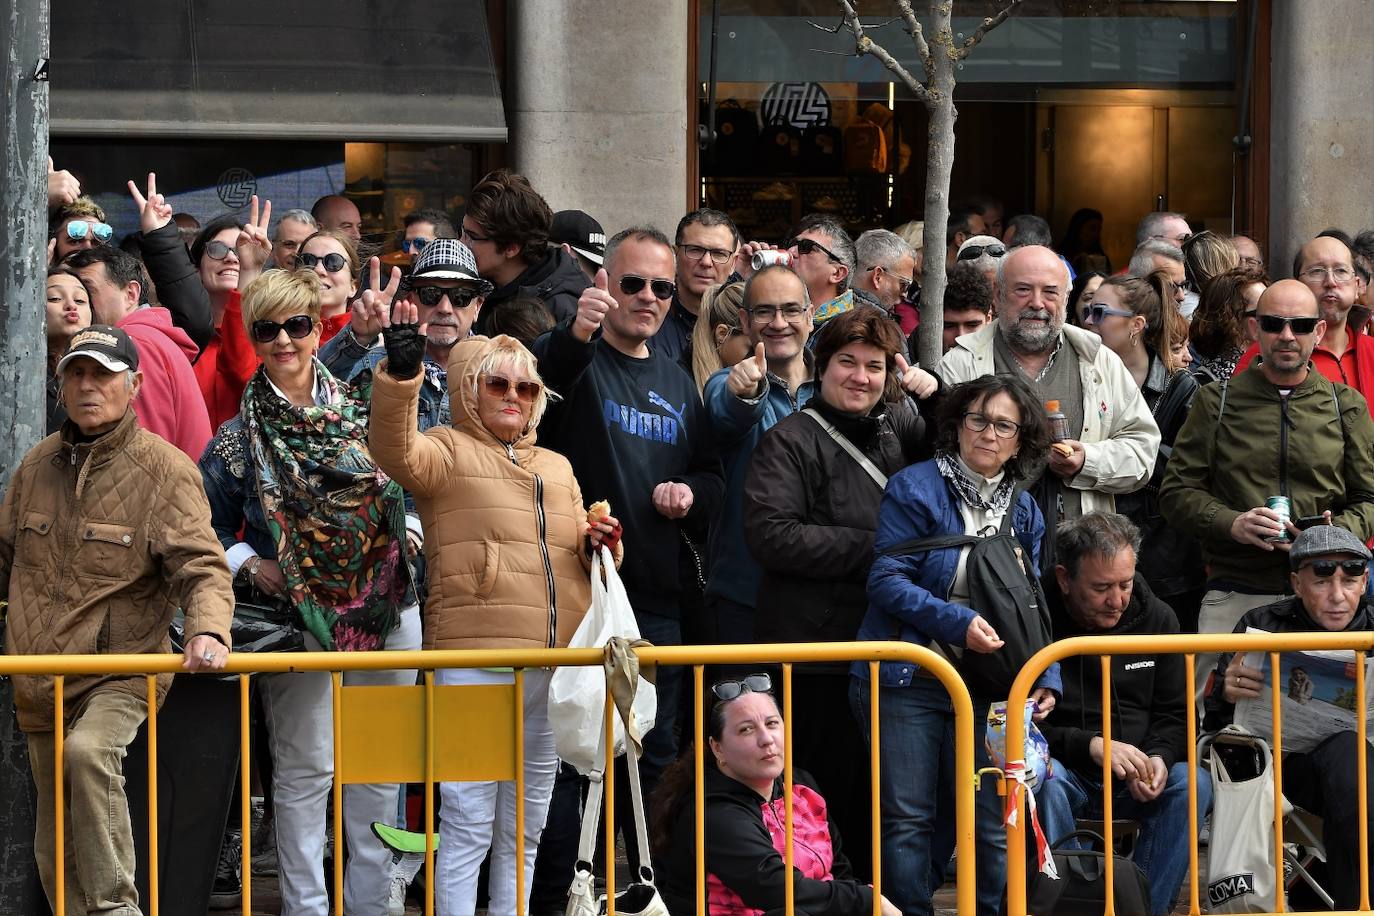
894,0,932,79
837,0,932,103
956,0,1023,59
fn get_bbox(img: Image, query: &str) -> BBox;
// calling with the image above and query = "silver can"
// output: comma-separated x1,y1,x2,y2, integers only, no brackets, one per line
1266,495,1292,543
751,250,792,270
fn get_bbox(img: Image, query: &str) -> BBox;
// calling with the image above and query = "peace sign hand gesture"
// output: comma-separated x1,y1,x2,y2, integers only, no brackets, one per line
351,256,404,347
235,195,273,273
127,172,173,235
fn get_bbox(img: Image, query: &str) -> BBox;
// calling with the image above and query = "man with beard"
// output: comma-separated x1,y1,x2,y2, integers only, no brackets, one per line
938,245,1158,565
1161,278,1374,710
1231,234,1374,404
322,238,492,430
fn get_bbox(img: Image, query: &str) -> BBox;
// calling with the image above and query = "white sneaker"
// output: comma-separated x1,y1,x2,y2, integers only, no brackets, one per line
387,873,408,916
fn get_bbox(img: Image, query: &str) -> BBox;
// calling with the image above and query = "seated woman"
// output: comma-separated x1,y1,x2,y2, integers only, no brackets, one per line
853,373,1056,916
654,674,899,916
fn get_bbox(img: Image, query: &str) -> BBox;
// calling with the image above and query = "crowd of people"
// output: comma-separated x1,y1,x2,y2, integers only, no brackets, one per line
6,160,1374,916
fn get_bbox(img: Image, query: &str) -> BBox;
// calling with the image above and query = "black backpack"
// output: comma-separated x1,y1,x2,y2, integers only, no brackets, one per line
881,496,1051,698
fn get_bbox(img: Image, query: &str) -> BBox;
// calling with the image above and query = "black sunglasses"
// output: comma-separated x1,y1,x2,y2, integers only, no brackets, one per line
619,275,676,301
957,243,1008,262
1256,314,1320,335
787,237,842,263
412,285,480,308
251,314,315,344
1304,559,1369,579
711,672,773,701
296,252,349,273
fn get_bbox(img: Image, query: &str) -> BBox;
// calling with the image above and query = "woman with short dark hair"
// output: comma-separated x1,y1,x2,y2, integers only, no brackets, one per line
854,373,1056,916
1189,267,1269,383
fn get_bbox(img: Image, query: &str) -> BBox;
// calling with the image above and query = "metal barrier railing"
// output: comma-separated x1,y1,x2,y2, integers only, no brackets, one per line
2,641,980,916
1004,631,1374,916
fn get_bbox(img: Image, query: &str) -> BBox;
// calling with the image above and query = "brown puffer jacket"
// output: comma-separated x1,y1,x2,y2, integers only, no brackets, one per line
369,335,620,651
0,411,234,733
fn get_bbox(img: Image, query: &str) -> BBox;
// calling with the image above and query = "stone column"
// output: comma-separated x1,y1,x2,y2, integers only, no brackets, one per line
1269,1,1374,274
509,0,690,240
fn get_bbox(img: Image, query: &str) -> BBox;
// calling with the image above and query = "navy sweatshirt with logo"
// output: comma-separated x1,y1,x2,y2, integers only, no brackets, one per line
533,321,724,618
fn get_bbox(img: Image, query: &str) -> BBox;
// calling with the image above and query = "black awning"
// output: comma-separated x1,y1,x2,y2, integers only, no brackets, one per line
51,1,506,141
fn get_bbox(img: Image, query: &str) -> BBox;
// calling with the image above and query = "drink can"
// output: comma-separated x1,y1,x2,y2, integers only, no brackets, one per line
751,250,791,270
1266,495,1292,542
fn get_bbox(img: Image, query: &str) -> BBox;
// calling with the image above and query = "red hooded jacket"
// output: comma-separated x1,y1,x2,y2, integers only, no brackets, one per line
117,306,213,460
193,290,260,431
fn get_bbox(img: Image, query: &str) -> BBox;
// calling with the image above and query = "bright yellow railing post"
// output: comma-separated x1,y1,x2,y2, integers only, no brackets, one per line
146,674,159,916
1099,657,1115,916
1359,650,1370,910
868,660,882,916
604,689,616,916
1270,652,1285,914
515,667,527,916
331,670,343,916
693,664,706,916
54,675,64,916
782,662,794,916
240,673,252,916
1184,656,1200,916
424,669,436,916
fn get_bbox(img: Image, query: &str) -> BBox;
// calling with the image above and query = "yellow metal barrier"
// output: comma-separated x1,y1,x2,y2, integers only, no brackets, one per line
2,641,979,916
1004,631,1374,916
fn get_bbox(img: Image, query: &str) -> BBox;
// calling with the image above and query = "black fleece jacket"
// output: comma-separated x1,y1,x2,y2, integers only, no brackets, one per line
137,220,214,354
1040,574,1188,775
659,766,873,916
476,247,590,333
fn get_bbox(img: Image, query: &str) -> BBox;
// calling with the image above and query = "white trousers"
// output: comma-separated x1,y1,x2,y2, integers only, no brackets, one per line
436,667,559,916
259,605,422,916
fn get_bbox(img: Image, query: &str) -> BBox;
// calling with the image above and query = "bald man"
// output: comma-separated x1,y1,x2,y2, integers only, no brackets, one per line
311,194,362,242
1162,278,1374,711
1232,234,1374,403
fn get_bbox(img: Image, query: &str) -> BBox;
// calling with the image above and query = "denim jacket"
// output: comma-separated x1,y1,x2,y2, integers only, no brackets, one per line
853,459,1061,695
319,327,450,432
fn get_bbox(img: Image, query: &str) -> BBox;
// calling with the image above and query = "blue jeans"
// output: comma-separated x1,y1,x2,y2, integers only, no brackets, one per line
850,676,1006,916
1035,760,1212,916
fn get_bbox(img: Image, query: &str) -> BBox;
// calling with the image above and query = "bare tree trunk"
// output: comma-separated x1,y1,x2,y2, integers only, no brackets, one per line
917,44,957,368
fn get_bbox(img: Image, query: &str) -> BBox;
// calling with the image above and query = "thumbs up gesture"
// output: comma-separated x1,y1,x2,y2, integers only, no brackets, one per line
727,341,769,399
895,352,938,399
573,268,618,343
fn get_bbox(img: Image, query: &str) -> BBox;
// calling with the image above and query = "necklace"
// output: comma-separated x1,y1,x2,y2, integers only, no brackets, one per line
1011,336,1063,384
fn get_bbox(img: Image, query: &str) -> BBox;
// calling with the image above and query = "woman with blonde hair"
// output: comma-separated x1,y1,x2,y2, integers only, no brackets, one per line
368,306,623,916
1181,230,1240,319
690,280,750,392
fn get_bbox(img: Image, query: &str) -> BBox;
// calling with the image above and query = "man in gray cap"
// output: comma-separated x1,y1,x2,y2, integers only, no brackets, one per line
1205,522,1374,911
322,239,494,430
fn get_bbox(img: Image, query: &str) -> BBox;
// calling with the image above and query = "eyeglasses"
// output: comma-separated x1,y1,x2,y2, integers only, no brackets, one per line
400,238,431,255
481,373,543,403
412,285,480,308
1256,314,1321,335
957,243,1007,262
1151,232,1192,246
1089,304,1135,324
619,275,676,301
65,220,114,243
1240,255,1265,270
962,412,1021,439
747,304,808,323
461,225,492,245
1300,265,1357,285
868,265,914,294
250,314,315,344
711,672,772,701
786,237,842,263
1304,559,1369,579
678,243,735,265
296,252,350,273
203,240,239,262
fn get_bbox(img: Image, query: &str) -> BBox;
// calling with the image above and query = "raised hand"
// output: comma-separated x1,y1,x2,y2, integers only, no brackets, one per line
384,300,427,380
235,195,273,274
48,157,81,210
573,268,617,343
735,240,777,280
127,172,173,234
726,341,769,398
894,353,938,399
351,256,403,346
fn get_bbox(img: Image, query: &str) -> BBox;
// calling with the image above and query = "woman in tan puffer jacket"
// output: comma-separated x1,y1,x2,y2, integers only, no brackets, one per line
369,327,620,916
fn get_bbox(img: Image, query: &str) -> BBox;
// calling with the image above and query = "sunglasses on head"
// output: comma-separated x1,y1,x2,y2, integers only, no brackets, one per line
400,237,431,255
250,314,315,344
203,240,239,261
481,373,543,403
1256,314,1320,335
787,237,842,263
957,243,1007,262
295,252,349,273
619,275,676,301
1304,558,1369,579
710,672,773,701
412,284,479,308
65,220,114,243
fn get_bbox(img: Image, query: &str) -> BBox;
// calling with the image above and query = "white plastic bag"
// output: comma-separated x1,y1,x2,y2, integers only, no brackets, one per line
548,546,657,775
1206,726,1281,912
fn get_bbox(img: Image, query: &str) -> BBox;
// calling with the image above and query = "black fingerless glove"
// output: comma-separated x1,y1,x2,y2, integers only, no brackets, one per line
384,321,427,380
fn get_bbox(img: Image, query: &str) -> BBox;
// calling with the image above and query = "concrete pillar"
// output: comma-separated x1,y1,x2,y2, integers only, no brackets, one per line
509,0,690,241
1269,1,1374,275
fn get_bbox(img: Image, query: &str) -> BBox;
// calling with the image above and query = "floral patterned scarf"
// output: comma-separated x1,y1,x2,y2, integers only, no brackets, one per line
243,360,411,651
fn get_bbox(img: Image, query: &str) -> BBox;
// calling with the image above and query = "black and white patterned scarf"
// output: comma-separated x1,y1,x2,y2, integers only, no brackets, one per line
935,451,1015,516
